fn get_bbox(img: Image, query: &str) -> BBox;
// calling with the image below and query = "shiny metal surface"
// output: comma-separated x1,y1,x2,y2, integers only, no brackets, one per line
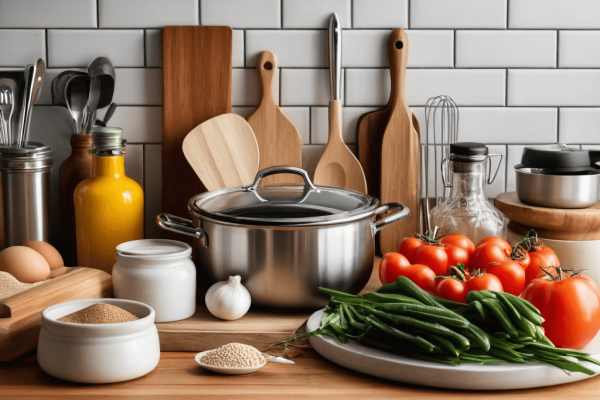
515,166,600,209
0,144,53,248
328,13,342,101
0,78,17,146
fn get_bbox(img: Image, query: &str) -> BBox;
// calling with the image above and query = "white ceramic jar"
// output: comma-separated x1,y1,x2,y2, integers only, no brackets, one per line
113,239,196,322
38,298,160,384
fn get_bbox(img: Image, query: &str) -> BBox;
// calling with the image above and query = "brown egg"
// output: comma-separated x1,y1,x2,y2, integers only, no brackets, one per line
23,241,64,270
50,266,69,278
0,246,51,283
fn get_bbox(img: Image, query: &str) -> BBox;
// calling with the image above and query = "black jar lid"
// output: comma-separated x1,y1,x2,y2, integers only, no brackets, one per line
450,142,489,156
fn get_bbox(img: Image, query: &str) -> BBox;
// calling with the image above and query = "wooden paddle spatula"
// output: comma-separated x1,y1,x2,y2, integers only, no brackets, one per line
246,51,303,186
182,114,259,191
380,29,421,255
314,13,367,194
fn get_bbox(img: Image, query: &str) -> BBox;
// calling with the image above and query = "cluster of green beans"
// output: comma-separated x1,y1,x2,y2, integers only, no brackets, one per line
283,277,600,375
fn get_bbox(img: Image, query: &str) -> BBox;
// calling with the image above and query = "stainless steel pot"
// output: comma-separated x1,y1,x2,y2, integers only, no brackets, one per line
157,166,410,309
515,165,600,209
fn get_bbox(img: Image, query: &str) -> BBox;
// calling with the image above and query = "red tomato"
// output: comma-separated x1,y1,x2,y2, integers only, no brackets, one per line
466,273,503,293
522,272,600,349
467,237,512,271
433,277,467,303
441,234,475,257
445,245,469,267
525,247,559,285
516,250,530,269
379,253,436,291
398,237,425,263
486,259,525,296
412,245,449,276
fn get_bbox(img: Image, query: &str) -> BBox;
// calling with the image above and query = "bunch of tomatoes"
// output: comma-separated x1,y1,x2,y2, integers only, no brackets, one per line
379,230,600,349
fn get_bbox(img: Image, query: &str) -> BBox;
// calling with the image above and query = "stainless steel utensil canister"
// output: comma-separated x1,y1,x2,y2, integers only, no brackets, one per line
0,142,53,248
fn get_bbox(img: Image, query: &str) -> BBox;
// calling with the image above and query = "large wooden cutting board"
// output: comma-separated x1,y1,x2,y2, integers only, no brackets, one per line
380,29,420,255
162,26,232,242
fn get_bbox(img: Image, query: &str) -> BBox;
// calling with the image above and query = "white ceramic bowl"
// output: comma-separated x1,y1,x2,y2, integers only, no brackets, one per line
38,298,160,384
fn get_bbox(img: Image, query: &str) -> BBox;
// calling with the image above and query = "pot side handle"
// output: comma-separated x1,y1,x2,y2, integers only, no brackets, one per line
372,202,410,234
156,214,208,247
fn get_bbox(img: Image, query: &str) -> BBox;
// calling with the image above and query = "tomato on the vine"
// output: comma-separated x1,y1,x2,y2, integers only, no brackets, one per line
398,237,425,262
516,230,560,285
466,271,503,293
434,277,467,303
399,233,474,276
433,265,504,304
522,267,600,349
379,252,436,291
486,260,525,296
468,237,525,295
441,234,475,258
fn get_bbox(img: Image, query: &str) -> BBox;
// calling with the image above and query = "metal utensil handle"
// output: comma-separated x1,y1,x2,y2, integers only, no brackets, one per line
244,166,317,192
441,157,452,188
328,13,342,100
156,213,207,247
372,202,410,233
487,153,503,184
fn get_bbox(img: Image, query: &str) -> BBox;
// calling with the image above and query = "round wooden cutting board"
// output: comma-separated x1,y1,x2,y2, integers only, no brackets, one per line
495,192,600,241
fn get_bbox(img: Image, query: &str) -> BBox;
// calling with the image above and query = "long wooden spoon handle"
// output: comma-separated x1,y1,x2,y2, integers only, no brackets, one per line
328,99,344,144
257,51,277,104
388,28,409,107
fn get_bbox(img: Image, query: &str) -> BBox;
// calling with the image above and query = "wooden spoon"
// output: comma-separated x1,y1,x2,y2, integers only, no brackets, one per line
246,51,303,186
313,13,367,194
380,29,421,255
182,114,259,191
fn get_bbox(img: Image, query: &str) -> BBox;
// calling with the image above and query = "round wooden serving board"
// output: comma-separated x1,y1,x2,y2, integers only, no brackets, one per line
495,192,600,241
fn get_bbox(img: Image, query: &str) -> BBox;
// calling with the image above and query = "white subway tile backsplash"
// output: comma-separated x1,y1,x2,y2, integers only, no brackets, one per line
0,30,45,67
559,108,600,144
112,69,162,105
232,68,280,106
232,30,245,68
97,106,162,143
559,31,600,68
302,144,326,179
99,0,198,28
201,0,281,28
411,0,507,29
342,30,454,68
246,31,326,68
145,29,162,67
457,108,557,144
456,31,556,68
509,0,600,29
345,69,506,107
310,106,378,145
508,70,600,106
282,0,351,29
281,69,343,106
48,30,144,67
352,0,408,29
125,144,144,188
144,144,162,239
0,0,96,28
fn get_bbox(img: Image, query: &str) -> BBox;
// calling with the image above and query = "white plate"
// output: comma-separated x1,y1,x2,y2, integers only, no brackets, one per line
307,309,600,390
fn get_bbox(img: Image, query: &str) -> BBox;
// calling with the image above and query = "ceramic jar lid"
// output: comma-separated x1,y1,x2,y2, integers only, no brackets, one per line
115,239,192,259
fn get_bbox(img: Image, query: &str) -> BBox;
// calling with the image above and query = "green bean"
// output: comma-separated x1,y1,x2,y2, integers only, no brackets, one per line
348,305,367,323
319,287,359,299
366,307,471,350
500,291,541,315
493,332,510,339
503,293,545,326
463,325,491,351
487,348,524,364
365,315,436,352
479,290,498,299
466,291,489,303
534,326,555,346
468,300,490,323
376,282,402,294
341,304,365,332
495,292,538,338
362,292,422,305
481,299,519,338
422,334,459,357
378,302,469,320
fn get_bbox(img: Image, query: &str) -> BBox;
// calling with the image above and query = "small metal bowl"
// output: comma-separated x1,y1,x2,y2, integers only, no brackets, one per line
515,165,600,209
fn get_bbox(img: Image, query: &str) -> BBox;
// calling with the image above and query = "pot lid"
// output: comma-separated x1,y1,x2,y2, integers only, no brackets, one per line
188,167,379,227
521,144,598,169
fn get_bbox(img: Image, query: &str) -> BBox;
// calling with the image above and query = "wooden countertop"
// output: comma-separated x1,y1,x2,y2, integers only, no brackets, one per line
1,258,600,398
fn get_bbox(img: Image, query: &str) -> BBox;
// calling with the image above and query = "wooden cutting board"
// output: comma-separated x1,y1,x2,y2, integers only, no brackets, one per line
156,257,382,352
495,191,600,241
162,26,232,242
380,29,420,255
0,267,112,362
246,51,303,186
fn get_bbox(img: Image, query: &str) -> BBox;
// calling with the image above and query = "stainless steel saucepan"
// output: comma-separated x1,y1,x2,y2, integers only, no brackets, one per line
157,166,410,309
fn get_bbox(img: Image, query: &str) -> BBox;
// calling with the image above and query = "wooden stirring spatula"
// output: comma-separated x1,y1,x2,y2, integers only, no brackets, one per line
314,13,367,194
380,29,421,255
182,114,259,191
246,51,303,186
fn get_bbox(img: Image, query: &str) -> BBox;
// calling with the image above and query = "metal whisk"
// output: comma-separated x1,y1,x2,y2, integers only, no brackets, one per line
422,95,459,233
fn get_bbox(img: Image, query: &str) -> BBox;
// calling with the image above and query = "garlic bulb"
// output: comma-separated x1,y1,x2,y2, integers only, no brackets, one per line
205,275,251,320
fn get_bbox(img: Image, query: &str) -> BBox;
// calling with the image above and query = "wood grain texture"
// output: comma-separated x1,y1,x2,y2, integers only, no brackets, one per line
380,29,421,255
495,191,600,241
246,51,303,187
182,114,259,191
162,26,232,241
0,268,112,362
314,99,367,193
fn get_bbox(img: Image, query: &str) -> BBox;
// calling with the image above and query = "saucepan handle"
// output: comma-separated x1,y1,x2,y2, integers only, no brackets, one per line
156,213,208,247
372,202,410,234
